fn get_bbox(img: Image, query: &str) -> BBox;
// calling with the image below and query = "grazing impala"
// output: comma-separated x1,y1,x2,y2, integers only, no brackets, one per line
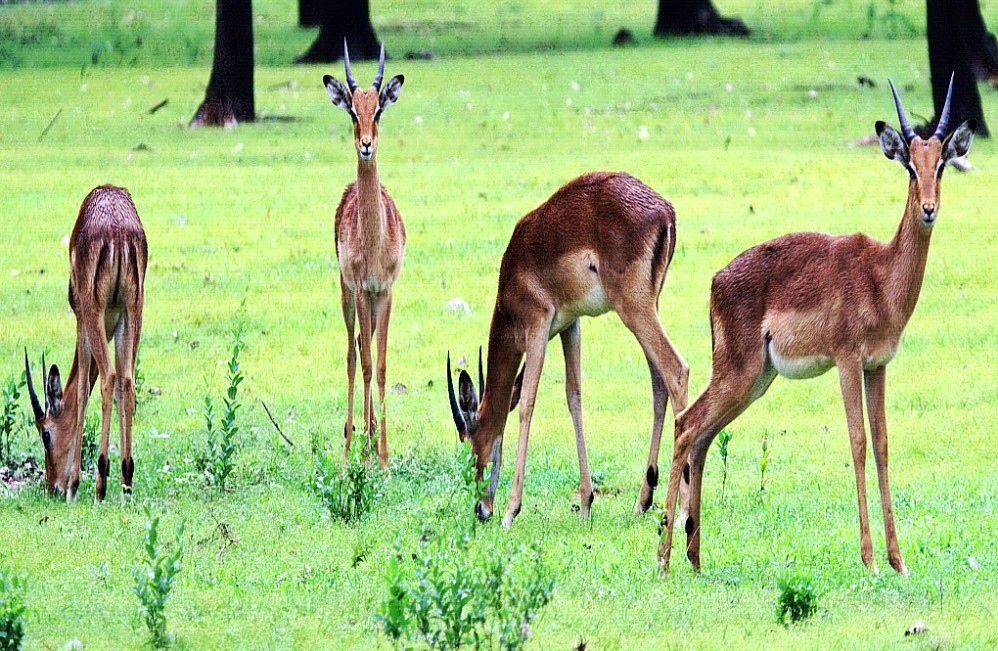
657,77,975,574
447,172,690,526
25,184,147,501
323,40,406,470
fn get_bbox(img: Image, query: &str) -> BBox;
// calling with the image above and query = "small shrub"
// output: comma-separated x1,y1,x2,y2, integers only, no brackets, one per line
131,506,184,648
716,428,733,502
758,432,770,498
312,433,382,523
776,572,819,625
1,375,26,467
204,307,247,491
0,567,27,651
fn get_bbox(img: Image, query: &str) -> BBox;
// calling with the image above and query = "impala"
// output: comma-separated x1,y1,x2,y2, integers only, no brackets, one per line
324,40,406,470
447,172,690,526
25,184,147,501
657,77,975,574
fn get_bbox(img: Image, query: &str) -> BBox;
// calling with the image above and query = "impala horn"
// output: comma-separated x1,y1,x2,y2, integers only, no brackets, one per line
477,346,485,400
372,41,386,91
24,349,43,420
343,39,359,93
41,352,49,412
447,352,467,436
932,72,955,140
888,79,917,144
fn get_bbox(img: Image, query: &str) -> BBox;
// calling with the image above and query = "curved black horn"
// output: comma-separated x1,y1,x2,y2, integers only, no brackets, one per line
24,349,43,420
343,38,359,92
373,41,386,91
932,72,955,140
477,346,485,401
447,352,467,436
888,79,917,143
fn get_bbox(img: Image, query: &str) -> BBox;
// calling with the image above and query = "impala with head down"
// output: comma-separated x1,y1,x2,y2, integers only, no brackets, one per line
448,172,690,527
26,184,147,501
323,40,406,470
657,76,975,575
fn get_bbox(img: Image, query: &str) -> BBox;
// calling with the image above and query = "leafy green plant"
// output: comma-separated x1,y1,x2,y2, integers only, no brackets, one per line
717,429,733,502
0,566,27,651
204,306,247,491
1,375,26,467
759,433,770,499
776,572,820,625
311,432,383,523
131,506,184,648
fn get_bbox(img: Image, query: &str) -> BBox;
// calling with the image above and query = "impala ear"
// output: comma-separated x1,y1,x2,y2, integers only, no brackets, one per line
876,121,909,167
323,75,354,115
458,370,478,414
46,364,63,416
377,75,404,115
508,364,525,412
943,119,976,162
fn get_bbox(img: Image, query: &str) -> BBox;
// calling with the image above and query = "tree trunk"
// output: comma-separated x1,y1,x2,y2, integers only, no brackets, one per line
295,0,380,63
190,0,254,127
654,0,749,37
926,0,992,137
299,0,323,28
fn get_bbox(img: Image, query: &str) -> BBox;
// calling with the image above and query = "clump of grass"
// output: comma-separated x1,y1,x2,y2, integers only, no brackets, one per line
131,505,184,648
776,572,820,625
1,374,26,468
311,431,383,524
204,305,247,491
0,566,27,651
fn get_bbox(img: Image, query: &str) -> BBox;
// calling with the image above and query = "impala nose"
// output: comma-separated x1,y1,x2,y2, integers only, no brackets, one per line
922,203,936,223
475,499,492,521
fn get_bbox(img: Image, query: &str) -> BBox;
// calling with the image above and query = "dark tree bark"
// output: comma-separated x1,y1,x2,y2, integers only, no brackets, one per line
654,0,749,37
926,0,994,137
299,0,322,28
191,0,254,127
295,0,380,64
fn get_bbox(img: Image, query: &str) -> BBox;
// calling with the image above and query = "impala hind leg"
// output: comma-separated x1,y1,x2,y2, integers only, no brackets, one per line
374,291,393,472
865,365,907,575
341,279,358,460
839,358,876,572
503,322,552,528
116,307,140,496
560,320,593,519
84,314,115,503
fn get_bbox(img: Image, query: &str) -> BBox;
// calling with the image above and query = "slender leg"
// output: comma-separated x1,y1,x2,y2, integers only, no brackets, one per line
70,322,94,501
82,310,114,502
355,290,375,463
618,308,690,512
560,320,593,519
374,291,393,471
122,304,142,495
340,277,358,461
502,323,551,528
116,309,139,497
838,358,876,572
865,365,907,575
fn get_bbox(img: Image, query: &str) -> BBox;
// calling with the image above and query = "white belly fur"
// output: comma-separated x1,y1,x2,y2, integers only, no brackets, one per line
768,341,834,380
549,282,611,336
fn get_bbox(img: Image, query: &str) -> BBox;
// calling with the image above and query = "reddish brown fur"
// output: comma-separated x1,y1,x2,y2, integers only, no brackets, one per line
458,172,690,526
30,184,146,499
657,127,973,575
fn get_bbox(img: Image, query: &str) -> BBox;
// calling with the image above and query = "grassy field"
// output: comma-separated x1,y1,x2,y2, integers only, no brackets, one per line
1,0,997,649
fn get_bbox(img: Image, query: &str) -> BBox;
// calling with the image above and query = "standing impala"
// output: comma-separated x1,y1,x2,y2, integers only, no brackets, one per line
25,184,147,500
447,172,690,526
323,41,405,470
657,77,975,574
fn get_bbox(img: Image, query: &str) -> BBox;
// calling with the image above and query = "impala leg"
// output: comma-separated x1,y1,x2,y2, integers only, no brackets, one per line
560,320,593,519
69,322,94,501
502,325,550,528
865,366,907,575
838,358,876,572
83,313,114,503
341,278,358,461
116,307,140,496
619,308,690,514
355,290,375,464
374,291,393,472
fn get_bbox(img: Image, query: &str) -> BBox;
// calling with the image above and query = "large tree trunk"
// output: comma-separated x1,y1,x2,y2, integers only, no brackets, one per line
191,0,254,127
926,0,993,137
654,0,749,37
295,0,380,63
299,0,323,28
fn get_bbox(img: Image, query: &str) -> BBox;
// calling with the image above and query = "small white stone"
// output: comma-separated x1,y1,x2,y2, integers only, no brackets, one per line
230,142,244,154
638,125,649,141
968,556,979,570
571,81,581,92
808,89,818,99
725,83,733,92
446,298,471,315
413,115,423,125
748,127,757,137
9,269,18,277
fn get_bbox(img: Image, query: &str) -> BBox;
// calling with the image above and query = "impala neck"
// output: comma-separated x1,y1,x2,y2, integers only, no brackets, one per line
476,309,521,476
885,180,933,322
356,157,386,248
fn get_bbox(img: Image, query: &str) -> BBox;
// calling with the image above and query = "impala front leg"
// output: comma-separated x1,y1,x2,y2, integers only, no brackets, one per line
374,291,393,471
355,290,375,463
838,358,876,573
865,365,907,574
341,277,358,460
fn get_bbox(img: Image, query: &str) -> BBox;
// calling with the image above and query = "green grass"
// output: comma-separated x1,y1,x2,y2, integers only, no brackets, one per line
1,0,997,649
